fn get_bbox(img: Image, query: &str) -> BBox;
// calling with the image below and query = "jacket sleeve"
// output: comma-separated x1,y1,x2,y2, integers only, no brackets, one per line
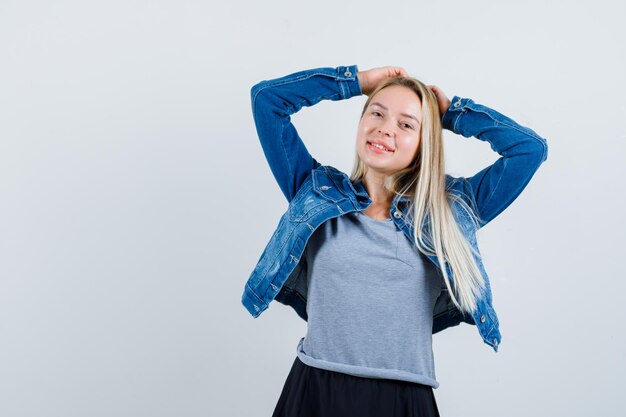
441,96,548,229
250,65,362,202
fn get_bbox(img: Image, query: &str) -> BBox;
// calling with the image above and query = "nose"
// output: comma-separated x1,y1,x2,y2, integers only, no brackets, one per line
378,122,394,137
379,127,391,136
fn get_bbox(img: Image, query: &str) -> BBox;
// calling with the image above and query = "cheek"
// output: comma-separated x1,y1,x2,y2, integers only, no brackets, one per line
355,124,370,146
399,134,420,152
399,137,421,164
355,129,365,157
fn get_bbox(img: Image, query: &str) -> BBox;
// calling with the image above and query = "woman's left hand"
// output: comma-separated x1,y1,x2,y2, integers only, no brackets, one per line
427,85,451,119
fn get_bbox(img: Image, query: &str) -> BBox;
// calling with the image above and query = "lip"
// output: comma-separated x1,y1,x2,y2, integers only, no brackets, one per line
366,140,395,153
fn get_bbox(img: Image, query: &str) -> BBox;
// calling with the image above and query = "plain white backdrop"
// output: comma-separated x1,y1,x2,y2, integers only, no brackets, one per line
1,0,624,416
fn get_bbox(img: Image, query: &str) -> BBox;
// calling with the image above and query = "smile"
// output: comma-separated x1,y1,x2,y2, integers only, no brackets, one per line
367,141,394,153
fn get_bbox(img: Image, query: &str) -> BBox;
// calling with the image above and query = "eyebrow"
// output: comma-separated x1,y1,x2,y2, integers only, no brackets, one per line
370,102,421,125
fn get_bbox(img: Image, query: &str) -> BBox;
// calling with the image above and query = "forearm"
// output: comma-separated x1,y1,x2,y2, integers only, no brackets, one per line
251,65,362,122
441,96,548,161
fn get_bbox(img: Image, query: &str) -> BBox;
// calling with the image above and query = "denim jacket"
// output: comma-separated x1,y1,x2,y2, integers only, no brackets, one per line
242,65,548,352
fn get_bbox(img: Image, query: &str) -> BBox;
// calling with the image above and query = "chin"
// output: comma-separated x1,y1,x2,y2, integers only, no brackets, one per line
363,163,396,175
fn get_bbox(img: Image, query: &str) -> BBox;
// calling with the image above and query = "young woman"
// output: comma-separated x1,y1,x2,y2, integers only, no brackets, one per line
242,65,548,416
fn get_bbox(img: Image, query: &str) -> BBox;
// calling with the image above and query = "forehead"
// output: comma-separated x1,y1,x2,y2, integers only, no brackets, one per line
369,85,422,118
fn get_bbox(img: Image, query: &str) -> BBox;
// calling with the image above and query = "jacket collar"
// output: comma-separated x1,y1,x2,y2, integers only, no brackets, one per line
351,177,413,215
313,165,458,210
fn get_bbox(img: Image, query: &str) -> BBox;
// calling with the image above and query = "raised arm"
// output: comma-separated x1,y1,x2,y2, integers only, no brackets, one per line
250,65,362,202
441,96,548,229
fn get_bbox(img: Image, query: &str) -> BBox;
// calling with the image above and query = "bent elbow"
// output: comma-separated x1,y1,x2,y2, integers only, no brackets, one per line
527,134,548,164
250,81,274,120
250,80,266,102
250,82,264,110
537,137,548,163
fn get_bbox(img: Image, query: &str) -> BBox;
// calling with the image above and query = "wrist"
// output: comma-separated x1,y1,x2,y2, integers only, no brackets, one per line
357,71,372,95
357,72,365,93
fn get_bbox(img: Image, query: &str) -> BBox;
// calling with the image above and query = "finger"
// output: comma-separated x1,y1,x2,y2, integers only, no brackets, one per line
428,85,441,98
388,67,405,77
389,67,401,77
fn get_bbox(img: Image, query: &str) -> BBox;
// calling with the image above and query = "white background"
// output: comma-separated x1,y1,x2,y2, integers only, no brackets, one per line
1,0,624,416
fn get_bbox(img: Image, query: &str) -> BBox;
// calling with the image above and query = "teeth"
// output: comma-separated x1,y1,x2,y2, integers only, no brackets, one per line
371,142,388,151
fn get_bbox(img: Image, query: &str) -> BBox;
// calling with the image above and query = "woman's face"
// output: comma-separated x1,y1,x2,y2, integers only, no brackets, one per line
356,85,422,176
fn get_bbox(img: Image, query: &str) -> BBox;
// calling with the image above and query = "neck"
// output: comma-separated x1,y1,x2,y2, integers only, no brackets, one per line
363,170,393,202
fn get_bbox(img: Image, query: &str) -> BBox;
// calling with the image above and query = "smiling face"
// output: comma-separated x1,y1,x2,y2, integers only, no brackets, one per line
356,85,423,177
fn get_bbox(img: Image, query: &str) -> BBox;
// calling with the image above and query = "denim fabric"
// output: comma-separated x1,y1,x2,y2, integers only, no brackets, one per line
242,65,548,352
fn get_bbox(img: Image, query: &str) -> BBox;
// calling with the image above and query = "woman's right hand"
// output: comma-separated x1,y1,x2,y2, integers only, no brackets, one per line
357,66,408,96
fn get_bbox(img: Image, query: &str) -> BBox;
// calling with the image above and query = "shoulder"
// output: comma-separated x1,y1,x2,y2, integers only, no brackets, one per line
445,174,482,228
446,174,476,210
445,174,471,198
306,164,366,202
291,164,351,196
315,164,354,195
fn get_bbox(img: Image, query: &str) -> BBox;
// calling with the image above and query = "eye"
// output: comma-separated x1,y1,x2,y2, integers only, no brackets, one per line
401,122,414,130
371,111,383,117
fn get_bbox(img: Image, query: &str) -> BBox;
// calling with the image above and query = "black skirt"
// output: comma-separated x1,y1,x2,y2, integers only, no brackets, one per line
272,357,441,417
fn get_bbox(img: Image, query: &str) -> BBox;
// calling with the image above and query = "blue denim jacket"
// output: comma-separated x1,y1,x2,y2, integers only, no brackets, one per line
242,65,548,352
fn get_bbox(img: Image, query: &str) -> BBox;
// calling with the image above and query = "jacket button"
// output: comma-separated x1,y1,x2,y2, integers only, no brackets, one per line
320,185,331,190
393,211,402,219
454,100,461,108
480,314,486,323
493,338,498,346
344,70,352,77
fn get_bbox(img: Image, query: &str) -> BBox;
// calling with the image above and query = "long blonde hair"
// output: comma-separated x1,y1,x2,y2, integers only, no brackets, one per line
350,77,486,315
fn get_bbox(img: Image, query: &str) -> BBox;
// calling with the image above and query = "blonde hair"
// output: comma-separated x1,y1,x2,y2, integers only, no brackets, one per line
350,77,486,315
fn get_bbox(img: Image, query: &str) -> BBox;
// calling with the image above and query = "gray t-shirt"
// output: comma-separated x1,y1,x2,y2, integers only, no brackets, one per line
296,211,443,388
